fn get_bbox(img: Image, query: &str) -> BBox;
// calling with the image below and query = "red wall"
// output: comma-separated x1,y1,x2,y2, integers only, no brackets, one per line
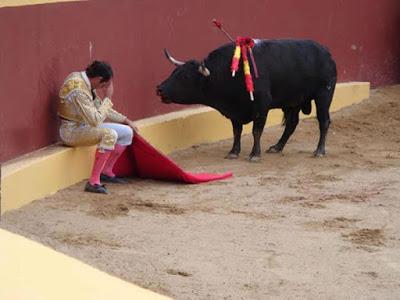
1,0,400,162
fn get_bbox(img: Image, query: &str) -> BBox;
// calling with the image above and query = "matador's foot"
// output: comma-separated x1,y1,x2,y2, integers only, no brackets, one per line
84,182,108,194
100,174,128,184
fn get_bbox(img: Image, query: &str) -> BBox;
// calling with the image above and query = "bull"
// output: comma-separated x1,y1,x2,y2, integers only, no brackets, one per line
156,39,337,161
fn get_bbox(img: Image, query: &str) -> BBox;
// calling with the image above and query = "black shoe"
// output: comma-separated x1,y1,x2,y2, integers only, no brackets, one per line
84,182,108,194
100,174,128,184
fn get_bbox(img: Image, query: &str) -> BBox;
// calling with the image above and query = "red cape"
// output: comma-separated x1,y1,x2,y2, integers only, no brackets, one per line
113,134,233,184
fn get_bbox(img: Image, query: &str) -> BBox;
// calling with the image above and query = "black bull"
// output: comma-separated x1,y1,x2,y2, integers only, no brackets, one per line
156,39,337,161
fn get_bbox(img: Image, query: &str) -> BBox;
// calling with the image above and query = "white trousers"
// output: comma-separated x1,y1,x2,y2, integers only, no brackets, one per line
99,123,134,146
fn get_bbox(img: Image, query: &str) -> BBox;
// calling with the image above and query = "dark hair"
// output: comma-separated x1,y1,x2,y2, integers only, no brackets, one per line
85,60,113,82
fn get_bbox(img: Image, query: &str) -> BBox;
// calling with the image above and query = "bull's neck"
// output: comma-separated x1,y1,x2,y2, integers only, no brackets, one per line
200,77,224,106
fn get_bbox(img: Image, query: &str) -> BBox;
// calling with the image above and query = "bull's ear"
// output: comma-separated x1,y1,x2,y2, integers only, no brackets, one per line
198,63,210,77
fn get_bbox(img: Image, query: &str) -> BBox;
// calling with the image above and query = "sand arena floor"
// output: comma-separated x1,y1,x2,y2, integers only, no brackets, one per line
2,86,400,299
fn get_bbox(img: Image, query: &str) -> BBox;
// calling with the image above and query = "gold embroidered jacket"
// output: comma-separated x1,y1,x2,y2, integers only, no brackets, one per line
58,72,127,127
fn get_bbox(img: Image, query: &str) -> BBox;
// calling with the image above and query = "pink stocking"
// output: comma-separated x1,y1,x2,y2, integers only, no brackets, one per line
102,144,127,177
89,149,111,185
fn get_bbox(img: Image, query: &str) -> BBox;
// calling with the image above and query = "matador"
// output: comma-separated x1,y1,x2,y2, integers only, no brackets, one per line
58,61,137,194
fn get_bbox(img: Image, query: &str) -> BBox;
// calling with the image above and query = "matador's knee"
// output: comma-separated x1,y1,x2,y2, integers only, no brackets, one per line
99,128,118,151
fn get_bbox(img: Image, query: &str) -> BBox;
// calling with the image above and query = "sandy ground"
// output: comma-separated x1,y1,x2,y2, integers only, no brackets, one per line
2,86,400,299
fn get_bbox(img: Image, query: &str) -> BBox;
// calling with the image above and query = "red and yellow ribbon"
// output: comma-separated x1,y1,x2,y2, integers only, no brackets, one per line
231,43,241,77
230,37,257,101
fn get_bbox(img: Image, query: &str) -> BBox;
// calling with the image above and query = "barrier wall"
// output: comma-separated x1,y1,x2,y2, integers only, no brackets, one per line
1,0,399,162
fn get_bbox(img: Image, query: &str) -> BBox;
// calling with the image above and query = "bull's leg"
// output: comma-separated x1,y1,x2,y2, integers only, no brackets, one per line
314,89,334,157
225,119,243,159
267,107,300,153
249,114,267,162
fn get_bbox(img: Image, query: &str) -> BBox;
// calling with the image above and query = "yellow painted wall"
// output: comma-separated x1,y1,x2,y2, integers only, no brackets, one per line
0,228,172,300
1,146,95,212
0,0,83,8
1,82,370,215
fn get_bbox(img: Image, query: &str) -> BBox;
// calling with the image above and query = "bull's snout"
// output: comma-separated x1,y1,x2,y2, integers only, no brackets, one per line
156,85,172,103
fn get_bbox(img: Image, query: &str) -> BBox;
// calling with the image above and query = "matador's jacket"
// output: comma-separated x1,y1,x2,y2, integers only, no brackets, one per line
58,71,127,150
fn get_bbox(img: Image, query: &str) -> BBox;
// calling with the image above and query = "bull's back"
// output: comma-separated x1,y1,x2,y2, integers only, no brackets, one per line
250,39,336,107
212,39,336,77
210,38,336,90
258,40,335,84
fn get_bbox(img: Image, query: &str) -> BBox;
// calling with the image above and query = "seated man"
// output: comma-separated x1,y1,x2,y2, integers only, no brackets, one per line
58,60,137,194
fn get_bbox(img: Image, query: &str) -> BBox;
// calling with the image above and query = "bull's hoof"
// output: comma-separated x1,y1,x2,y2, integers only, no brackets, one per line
225,153,239,159
266,145,282,153
313,150,326,157
249,155,261,162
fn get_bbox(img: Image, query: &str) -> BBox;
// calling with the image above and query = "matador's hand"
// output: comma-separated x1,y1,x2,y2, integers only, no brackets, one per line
125,119,139,133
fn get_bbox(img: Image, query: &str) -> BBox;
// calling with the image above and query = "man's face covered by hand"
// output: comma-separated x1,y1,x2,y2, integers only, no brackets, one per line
99,79,111,89
92,76,111,90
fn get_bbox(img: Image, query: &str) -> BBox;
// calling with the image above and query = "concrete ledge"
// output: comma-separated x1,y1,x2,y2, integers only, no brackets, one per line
1,145,96,213
0,228,171,300
1,82,370,215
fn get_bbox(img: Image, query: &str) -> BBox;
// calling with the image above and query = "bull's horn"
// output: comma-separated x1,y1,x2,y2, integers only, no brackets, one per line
164,48,185,66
